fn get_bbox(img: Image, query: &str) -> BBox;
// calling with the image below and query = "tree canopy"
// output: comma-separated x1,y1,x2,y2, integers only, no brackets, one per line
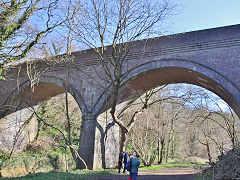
0,0,75,79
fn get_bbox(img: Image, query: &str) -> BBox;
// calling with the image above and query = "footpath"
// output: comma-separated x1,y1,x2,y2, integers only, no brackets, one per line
94,167,201,180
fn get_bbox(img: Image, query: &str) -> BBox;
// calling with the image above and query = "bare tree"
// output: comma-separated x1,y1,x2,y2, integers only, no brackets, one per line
185,85,240,163
125,85,188,165
69,0,178,152
0,0,78,79
27,98,88,169
130,108,158,166
115,89,158,152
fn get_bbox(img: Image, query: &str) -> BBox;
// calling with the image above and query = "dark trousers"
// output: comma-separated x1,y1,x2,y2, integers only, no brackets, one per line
123,163,127,173
118,161,122,173
130,172,138,180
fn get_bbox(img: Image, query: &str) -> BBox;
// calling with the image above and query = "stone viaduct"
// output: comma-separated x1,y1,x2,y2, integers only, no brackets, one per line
0,24,240,169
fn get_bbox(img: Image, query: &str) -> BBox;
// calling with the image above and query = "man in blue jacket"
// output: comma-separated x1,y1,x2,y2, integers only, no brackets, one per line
130,154,140,180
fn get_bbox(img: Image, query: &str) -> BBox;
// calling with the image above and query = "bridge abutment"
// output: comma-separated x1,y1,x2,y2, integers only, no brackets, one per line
77,113,96,170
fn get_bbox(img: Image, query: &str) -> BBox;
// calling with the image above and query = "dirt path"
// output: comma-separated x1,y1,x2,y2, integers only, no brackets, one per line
94,167,201,180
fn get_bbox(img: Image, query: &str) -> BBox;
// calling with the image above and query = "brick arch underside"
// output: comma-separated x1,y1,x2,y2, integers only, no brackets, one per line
95,59,240,118
120,67,231,102
1,76,87,118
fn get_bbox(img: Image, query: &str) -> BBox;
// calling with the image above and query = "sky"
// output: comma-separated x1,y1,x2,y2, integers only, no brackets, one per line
165,0,240,110
172,0,240,34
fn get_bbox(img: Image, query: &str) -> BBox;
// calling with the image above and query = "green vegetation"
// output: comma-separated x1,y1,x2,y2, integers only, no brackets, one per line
140,161,204,171
2,169,115,180
194,177,210,180
1,162,207,179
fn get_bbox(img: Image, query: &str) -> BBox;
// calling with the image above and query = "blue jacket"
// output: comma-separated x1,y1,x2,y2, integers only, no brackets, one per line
130,157,140,173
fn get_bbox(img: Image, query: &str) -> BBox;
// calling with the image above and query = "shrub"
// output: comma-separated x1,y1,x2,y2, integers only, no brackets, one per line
202,147,240,179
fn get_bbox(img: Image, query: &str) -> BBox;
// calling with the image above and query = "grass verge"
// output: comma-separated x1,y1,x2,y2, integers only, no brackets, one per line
139,162,205,172
2,169,116,180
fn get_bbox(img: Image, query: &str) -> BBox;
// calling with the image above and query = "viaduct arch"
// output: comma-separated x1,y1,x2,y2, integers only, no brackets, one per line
1,76,88,115
95,59,239,116
0,24,240,169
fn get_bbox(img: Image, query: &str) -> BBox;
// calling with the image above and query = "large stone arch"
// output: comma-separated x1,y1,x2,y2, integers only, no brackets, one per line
0,75,98,170
93,58,240,118
0,75,88,118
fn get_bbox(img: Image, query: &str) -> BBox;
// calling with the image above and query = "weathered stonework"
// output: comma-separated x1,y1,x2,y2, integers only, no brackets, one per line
0,24,240,169
0,108,38,152
94,112,119,169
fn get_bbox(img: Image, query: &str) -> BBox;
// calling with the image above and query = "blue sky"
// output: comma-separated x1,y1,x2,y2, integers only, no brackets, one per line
172,0,240,33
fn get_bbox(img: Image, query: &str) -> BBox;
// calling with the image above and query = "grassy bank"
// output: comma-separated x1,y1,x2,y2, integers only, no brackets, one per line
2,169,116,180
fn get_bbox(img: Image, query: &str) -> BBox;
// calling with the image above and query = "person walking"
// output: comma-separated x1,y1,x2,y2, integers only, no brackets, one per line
118,151,124,173
123,151,129,173
130,154,140,180
128,150,135,180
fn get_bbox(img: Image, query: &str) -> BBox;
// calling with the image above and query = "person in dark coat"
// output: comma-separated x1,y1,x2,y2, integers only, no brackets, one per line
123,151,129,173
118,151,124,173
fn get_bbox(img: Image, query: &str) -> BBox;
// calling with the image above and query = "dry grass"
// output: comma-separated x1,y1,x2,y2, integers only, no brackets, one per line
2,166,27,178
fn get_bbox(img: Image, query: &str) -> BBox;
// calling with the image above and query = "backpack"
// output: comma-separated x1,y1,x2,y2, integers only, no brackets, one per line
125,161,131,171
125,159,132,171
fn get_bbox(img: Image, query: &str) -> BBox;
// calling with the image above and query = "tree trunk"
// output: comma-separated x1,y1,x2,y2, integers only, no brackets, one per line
65,147,68,172
159,139,165,164
65,92,78,166
165,143,169,163
206,141,212,164
158,136,161,164
119,128,127,153
170,135,177,159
